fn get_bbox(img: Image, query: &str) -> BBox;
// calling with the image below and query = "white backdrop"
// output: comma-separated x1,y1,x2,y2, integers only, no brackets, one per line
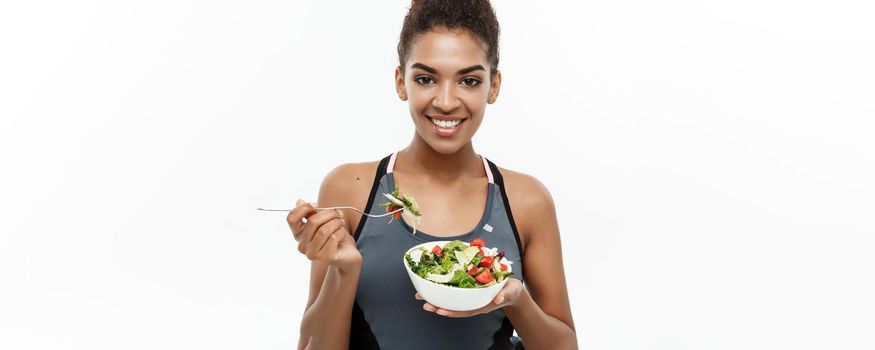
2,0,874,349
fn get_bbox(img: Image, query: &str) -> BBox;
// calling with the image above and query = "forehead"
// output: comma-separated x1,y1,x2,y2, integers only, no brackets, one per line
407,27,489,71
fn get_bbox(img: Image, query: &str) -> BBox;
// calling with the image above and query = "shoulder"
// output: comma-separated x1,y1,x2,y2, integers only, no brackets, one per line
495,165,556,216
319,160,382,202
320,160,380,188
318,159,384,232
493,165,557,248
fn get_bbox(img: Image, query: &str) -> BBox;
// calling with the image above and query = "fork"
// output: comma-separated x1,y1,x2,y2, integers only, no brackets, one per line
257,206,402,218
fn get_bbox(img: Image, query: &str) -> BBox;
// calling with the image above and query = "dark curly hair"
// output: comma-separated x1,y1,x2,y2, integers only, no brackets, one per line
397,0,501,79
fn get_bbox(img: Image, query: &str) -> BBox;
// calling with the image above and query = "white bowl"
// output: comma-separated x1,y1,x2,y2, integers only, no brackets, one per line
402,240,512,311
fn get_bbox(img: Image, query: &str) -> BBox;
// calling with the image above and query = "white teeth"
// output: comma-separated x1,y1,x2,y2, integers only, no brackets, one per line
429,117,463,129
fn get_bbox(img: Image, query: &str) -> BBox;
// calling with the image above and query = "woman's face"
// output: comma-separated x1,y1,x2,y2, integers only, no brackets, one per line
395,26,501,155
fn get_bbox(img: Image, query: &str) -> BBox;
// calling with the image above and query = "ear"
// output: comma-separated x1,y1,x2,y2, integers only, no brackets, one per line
395,66,408,101
487,70,502,104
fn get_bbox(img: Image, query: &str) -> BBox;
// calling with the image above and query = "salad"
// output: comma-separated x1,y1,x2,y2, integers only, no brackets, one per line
405,239,513,288
379,187,423,234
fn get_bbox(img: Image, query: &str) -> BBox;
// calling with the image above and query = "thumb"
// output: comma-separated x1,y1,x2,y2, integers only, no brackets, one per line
296,199,304,206
494,290,505,305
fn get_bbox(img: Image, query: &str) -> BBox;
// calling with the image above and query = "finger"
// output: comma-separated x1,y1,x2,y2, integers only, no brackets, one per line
311,217,343,245
299,202,320,224
317,230,340,265
493,290,506,305
422,302,436,312
493,278,520,305
306,219,343,258
303,202,319,222
297,209,342,252
432,308,473,318
326,209,347,231
303,208,343,232
414,293,422,300
286,200,306,233
287,200,317,236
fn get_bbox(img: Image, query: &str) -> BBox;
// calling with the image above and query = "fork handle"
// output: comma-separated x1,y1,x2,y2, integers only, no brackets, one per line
256,206,401,218
317,206,401,218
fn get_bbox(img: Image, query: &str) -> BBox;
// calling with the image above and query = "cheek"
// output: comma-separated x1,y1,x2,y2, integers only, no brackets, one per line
407,89,433,112
466,85,490,106
461,94,487,113
409,94,430,115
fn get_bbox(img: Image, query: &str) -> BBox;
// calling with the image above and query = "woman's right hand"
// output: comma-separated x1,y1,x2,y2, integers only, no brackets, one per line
287,199,362,272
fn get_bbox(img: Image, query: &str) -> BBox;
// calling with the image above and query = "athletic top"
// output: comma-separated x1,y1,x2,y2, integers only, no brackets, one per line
348,152,526,349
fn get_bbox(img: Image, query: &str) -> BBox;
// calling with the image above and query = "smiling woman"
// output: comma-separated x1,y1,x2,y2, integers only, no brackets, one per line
285,1,578,349
398,28,498,144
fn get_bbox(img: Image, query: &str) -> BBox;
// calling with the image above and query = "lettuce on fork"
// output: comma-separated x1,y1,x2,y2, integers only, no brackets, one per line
378,187,423,234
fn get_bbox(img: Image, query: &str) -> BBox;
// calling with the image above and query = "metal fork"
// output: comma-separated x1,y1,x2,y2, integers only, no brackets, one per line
257,206,402,218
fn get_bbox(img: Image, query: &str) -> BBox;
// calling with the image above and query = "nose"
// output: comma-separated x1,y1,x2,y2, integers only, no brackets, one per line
432,82,461,112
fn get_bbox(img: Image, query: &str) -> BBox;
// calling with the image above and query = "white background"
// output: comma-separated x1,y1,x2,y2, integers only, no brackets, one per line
2,0,874,349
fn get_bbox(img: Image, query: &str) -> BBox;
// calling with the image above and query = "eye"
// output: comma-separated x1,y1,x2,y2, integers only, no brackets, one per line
415,76,435,85
460,78,481,87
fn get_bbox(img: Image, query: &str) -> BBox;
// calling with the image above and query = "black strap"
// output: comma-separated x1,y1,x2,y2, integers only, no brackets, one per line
486,158,525,275
488,316,519,350
353,154,391,241
348,155,390,349
486,158,527,349
348,300,381,349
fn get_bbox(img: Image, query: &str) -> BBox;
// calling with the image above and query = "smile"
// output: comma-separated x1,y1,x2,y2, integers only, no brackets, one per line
426,116,468,129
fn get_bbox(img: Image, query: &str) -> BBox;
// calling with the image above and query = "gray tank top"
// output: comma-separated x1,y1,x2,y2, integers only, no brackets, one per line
349,152,526,350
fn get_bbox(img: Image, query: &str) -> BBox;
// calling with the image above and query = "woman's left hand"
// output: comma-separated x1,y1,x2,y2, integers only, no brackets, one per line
416,278,524,317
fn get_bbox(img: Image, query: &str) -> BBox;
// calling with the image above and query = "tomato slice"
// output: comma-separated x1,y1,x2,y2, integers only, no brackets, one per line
386,205,402,219
470,239,486,248
432,245,443,257
479,256,495,268
475,270,494,284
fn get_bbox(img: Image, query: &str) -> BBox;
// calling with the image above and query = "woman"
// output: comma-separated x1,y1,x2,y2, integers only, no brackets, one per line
287,1,577,348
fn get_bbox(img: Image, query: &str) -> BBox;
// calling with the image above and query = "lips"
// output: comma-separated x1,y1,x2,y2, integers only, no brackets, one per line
427,115,468,126
425,115,467,137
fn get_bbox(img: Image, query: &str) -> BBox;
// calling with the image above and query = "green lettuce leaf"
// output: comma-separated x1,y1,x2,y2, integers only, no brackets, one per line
447,270,477,288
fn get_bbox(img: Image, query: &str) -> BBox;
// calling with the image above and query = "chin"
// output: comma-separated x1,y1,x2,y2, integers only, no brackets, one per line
416,130,470,155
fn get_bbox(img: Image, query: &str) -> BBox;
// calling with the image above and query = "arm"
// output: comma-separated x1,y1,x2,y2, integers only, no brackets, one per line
293,164,370,350
298,262,360,350
502,175,578,349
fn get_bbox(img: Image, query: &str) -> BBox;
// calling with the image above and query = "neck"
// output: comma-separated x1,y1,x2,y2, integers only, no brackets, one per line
399,136,483,181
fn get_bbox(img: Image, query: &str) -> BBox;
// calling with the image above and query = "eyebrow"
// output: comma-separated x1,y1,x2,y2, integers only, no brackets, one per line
410,63,485,75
